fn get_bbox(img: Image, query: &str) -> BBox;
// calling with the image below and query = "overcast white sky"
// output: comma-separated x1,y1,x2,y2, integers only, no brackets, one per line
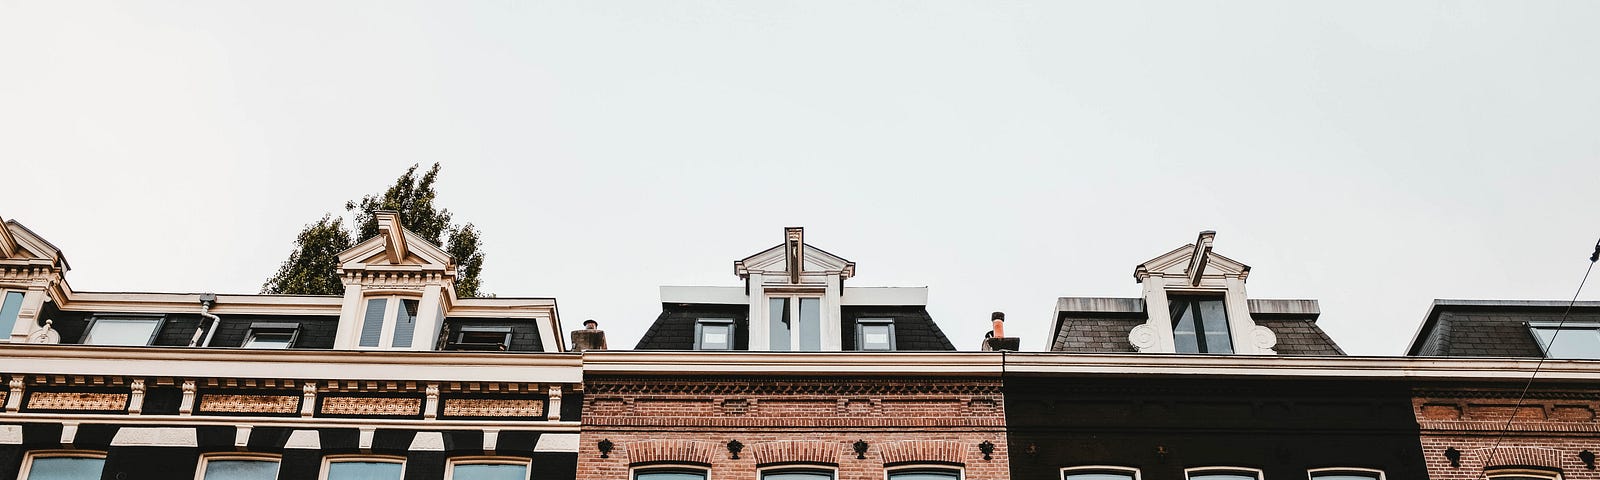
3,1,1598,355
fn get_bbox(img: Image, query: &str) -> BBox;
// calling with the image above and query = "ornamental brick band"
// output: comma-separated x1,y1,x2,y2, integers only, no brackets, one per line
751,440,838,466
198,394,300,414
26,391,128,411
320,396,422,416
878,440,965,466
441,398,544,418
626,440,720,466
1473,446,1563,469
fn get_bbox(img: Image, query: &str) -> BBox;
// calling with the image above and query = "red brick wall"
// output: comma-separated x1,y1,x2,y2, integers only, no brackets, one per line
1415,385,1600,480
578,376,1007,480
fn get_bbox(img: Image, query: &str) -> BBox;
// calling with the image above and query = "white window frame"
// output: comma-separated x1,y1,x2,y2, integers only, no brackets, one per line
444,456,532,480
885,465,965,480
1485,468,1562,480
1185,467,1264,480
357,295,423,349
759,465,837,480
0,288,27,342
321,455,407,480
631,465,711,480
82,314,165,346
1307,467,1385,480
18,450,107,480
194,453,282,480
766,293,825,352
1062,465,1141,480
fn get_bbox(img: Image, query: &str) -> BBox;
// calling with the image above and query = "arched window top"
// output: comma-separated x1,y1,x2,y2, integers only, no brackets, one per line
1062,466,1140,480
1186,467,1263,480
197,453,280,480
1308,467,1384,480
887,467,962,480
19,451,106,480
633,467,710,480
761,467,835,480
1485,469,1561,480
446,457,531,480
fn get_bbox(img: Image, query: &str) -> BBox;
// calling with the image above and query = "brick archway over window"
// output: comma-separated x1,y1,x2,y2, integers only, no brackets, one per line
1473,446,1563,470
879,440,966,466
627,440,720,466
752,441,838,467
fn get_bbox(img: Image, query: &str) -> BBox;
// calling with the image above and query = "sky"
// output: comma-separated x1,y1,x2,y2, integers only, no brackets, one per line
2,1,1598,355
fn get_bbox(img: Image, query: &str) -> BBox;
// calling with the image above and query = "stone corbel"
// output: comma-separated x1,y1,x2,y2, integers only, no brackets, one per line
1250,325,1278,353
300,382,317,418
424,383,440,420
128,379,146,415
5,377,23,413
179,380,196,415
547,384,563,421
1128,324,1158,352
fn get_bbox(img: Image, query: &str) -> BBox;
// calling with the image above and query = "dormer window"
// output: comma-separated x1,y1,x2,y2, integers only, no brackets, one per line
83,315,163,346
856,318,895,351
1529,321,1600,359
769,297,822,351
358,296,420,349
695,318,734,351
447,326,513,351
1170,295,1232,354
0,290,24,339
242,322,299,349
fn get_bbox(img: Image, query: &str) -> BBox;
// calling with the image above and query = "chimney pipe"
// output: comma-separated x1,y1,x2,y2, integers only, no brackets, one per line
571,319,607,352
981,311,1021,352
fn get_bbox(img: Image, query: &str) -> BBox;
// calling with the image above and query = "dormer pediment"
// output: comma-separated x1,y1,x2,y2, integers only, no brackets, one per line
1134,231,1250,286
1,217,70,271
734,227,856,282
336,212,455,276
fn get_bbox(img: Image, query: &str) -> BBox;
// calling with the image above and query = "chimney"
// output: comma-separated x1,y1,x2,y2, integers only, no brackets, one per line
981,312,1020,352
571,319,607,352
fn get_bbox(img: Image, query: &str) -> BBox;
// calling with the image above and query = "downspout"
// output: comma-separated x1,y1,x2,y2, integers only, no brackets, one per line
188,293,220,347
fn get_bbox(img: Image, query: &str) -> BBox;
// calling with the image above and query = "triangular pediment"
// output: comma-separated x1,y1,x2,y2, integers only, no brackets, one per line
1134,232,1250,283
736,243,854,275
338,229,454,269
2,218,70,271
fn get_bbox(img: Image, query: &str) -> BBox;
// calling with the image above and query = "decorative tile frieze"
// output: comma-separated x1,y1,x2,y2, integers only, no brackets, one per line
25,391,128,412
441,397,545,418
197,393,300,415
320,396,423,417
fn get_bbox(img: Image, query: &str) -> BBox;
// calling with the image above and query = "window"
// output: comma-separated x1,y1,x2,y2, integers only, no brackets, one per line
762,468,833,480
1308,469,1383,480
446,458,530,480
696,318,734,351
856,318,895,351
634,468,708,480
1170,296,1232,354
198,455,280,480
447,326,514,351
1530,322,1600,359
887,468,962,480
1062,466,1140,480
82,316,162,346
1186,468,1262,480
242,323,298,349
19,452,106,480
769,297,821,351
358,297,421,349
1485,469,1560,480
1,290,24,338
323,457,405,480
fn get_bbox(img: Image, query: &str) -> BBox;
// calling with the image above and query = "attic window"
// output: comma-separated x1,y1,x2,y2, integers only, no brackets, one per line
242,323,299,349
1170,295,1232,354
768,297,822,351
856,318,895,351
358,296,420,349
0,290,24,339
695,318,734,351
447,326,513,351
83,315,163,346
1529,321,1600,359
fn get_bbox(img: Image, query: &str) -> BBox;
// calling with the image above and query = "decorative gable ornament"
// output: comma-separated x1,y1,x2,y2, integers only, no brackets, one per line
336,211,458,288
734,227,856,285
1128,231,1277,355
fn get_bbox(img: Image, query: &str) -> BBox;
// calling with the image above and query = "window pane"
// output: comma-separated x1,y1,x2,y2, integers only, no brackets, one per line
861,324,892,351
1190,474,1257,480
798,297,821,351
1171,300,1199,353
1311,475,1380,480
203,459,280,480
699,323,731,350
636,470,708,480
1533,327,1600,359
1197,299,1232,354
391,299,419,348
327,461,403,480
359,298,388,347
26,457,105,480
769,298,791,351
452,463,527,480
242,331,293,349
1065,474,1136,480
83,318,159,346
888,470,961,480
0,291,24,336
764,470,834,480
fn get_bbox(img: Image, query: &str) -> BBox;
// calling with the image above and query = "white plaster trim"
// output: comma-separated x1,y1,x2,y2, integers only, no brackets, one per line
234,425,252,448
532,433,579,453
110,427,198,447
358,427,375,450
285,430,321,449
840,287,928,306
0,345,583,383
410,432,445,451
660,286,747,305
0,424,21,444
0,413,580,431
482,429,500,452
59,423,77,444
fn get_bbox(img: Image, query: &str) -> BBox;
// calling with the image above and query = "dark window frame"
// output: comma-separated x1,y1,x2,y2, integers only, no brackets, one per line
855,318,896,351
761,467,837,480
242,322,300,349
1168,294,1233,354
82,313,166,346
695,318,735,351
1061,466,1140,480
1528,320,1600,359
447,326,514,351
633,467,710,480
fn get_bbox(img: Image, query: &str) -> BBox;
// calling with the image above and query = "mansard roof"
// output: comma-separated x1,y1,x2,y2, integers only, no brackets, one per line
1048,297,1343,355
1405,299,1600,357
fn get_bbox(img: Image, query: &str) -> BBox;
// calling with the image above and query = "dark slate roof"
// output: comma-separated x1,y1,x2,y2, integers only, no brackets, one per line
635,303,750,350
39,300,341,349
841,306,955,351
634,303,954,351
1406,300,1600,357
1049,297,1344,355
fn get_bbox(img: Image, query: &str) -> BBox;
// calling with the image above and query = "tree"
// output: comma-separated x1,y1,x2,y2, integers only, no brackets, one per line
262,163,489,297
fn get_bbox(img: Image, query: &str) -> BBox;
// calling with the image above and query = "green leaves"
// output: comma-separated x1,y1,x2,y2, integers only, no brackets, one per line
262,163,489,298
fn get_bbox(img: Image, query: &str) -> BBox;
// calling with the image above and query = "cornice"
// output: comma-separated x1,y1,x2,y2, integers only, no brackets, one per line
1004,353,1600,382
582,351,1005,376
57,292,344,316
0,344,583,383
0,412,580,431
